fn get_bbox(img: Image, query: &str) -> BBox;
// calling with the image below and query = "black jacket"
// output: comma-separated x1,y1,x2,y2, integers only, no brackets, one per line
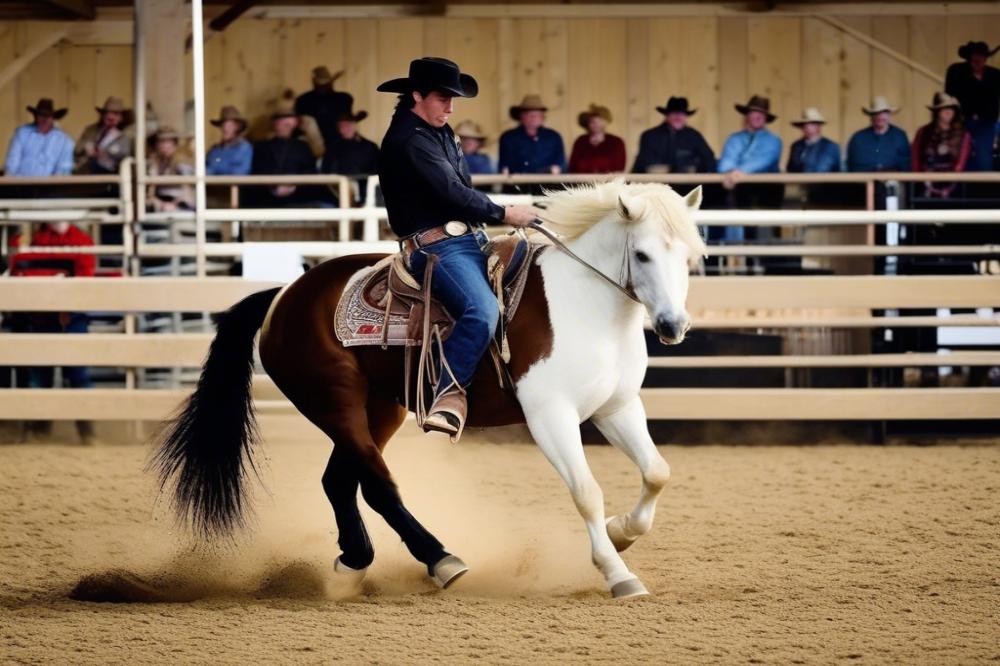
945,62,1000,123
295,88,355,148
378,108,504,238
632,124,717,174
249,137,319,207
321,134,380,176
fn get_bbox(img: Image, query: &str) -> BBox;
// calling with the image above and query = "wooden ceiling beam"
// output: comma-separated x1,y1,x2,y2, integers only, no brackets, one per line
41,0,97,20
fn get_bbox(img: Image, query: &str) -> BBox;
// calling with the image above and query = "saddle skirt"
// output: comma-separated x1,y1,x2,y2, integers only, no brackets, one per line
334,232,544,348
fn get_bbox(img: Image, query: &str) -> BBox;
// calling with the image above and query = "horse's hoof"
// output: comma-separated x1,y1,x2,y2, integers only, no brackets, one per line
431,555,469,589
606,515,638,552
611,577,649,599
333,556,368,584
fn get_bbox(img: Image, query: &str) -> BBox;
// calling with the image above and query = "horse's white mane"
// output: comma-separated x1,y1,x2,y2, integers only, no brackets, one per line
540,178,707,256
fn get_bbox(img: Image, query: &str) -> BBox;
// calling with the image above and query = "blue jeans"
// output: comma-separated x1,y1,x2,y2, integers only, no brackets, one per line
966,118,997,171
408,231,499,391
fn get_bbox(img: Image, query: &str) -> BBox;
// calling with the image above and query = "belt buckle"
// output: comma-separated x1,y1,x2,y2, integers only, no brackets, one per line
443,221,468,237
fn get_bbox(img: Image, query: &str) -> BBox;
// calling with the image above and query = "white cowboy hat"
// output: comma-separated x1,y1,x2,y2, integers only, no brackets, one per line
790,107,827,126
862,96,899,115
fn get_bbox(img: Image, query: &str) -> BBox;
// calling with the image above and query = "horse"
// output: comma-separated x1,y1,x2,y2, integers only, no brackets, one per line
152,179,706,599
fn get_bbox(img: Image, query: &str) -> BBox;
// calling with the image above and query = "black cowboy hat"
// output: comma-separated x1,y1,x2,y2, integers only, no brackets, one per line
27,98,67,120
957,41,999,60
656,97,697,116
377,57,478,98
734,95,776,123
336,101,369,123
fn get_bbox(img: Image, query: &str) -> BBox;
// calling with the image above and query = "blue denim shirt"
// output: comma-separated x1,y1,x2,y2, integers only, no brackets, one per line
846,125,911,172
206,139,253,175
463,152,494,175
498,126,566,174
4,123,74,176
717,128,782,173
787,136,841,173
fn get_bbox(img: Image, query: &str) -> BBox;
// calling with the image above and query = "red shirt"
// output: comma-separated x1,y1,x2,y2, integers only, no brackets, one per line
569,133,627,174
11,224,96,276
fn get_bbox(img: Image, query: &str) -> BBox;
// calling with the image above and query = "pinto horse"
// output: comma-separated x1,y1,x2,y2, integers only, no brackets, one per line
153,180,706,598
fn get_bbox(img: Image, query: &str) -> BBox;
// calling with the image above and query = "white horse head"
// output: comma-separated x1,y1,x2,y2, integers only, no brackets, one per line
541,179,706,344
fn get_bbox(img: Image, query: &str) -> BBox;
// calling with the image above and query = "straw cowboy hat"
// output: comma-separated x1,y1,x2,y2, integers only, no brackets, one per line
95,96,128,115
377,57,479,98
790,107,827,126
312,65,345,86
271,97,298,120
151,125,181,142
862,96,899,115
210,105,248,132
957,41,999,60
27,98,67,120
734,95,776,122
577,103,612,129
927,92,961,112
509,94,548,121
656,96,697,116
454,120,487,142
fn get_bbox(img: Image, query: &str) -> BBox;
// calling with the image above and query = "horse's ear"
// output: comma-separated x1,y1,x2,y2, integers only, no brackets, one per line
684,186,703,211
617,195,634,221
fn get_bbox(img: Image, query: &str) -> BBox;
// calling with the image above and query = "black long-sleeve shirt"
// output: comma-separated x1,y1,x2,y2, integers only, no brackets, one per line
632,124,717,174
378,108,504,238
945,62,1000,123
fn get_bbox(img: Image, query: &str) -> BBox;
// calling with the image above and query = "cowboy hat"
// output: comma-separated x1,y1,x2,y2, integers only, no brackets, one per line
95,96,128,115
734,95,776,122
312,65,345,86
27,98,67,120
454,120,487,143
927,91,961,112
577,103,612,129
509,94,548,121
957,41,999,60
862,96,899,115
656,97,697,116
790,107,827,126
210,105,248,132
151,125,181,142
377,57,479,98
271,98,298,120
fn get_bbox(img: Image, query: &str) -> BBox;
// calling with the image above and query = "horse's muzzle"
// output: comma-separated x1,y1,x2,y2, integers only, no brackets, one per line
654,315,691,345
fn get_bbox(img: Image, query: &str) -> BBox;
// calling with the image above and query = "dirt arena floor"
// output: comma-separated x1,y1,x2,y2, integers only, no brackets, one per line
2,415,998,665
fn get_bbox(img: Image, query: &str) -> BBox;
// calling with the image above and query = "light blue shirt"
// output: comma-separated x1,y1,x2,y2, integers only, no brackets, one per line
5,123,74,176
206,138,253,175
717,128,782,173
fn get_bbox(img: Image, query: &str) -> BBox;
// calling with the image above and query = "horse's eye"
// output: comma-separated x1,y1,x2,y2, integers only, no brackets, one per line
634,251,650,263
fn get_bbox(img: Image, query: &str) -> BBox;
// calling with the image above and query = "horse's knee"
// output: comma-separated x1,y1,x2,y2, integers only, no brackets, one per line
644,457,671,492
321,458,357,501
569,474,605,521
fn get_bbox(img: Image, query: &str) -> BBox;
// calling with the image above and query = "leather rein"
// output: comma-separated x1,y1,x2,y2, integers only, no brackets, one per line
528,220,641,304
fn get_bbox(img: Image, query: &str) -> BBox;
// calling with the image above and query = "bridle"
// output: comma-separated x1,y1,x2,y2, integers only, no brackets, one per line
528,219,641,304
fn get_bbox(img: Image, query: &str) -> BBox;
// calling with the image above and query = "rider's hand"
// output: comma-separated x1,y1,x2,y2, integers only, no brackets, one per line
504,205,539,228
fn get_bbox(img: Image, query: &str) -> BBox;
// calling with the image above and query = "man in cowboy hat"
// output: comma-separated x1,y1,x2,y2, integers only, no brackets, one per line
718,95,783,212
498,94,566,184
633,97,716,175
568,103,625,174
295,65,354,150
454,120,493,175
377,57,539,438
207,105,252,176
250,99,319,207
74,96,132,175
846,96,911,173
787,107,841,206
945,41,1000,171
5,98,74,177
321,103,379,204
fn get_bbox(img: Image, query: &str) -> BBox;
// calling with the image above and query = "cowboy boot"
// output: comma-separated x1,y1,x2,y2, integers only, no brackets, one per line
423,384,467,442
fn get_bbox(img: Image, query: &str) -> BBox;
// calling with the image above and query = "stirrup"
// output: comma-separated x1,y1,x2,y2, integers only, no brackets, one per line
423,385,467,443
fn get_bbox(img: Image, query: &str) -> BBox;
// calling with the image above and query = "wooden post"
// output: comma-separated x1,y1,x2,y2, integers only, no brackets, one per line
143,0,186,133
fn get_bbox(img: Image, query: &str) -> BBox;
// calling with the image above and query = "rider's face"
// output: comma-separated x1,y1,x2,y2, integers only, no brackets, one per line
413,91,454,128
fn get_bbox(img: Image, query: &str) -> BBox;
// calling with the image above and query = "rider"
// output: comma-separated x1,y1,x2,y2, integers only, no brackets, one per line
377,57,538,438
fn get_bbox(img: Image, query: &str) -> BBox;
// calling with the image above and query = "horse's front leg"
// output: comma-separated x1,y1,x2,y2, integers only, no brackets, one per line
523,402,649,598
592,397,671,552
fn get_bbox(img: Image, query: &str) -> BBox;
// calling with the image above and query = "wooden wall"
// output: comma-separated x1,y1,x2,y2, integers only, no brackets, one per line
1,13,997,167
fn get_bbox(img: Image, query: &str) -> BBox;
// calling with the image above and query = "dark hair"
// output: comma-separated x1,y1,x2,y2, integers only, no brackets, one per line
394,87,436,111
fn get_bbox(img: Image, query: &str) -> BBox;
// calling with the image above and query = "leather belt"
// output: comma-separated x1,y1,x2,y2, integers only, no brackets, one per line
400,221,478,254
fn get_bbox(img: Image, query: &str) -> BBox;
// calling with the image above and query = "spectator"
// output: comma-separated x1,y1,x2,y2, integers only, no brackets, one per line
568,104,626,174
321,104,379,204
945,41,1000,172
251,100,319,207
74,96,132,175
912,92,972,198
846,96,911,173
207,106,252,176
295,65,354,150
4,98,74,177
787,107,841,205
455,120,494,175
146,126,194,212
499,95,566,185
718,95,784,210
9,221,96,444
633,97,716,174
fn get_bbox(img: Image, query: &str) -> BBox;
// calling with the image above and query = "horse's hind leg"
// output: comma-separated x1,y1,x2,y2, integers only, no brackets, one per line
592,397,671,553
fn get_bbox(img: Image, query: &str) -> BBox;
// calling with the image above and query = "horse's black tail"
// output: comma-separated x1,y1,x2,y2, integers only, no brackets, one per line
151,287,282,539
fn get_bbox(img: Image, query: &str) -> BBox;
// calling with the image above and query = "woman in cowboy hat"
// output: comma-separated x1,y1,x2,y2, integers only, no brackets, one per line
74,96,132,174
206,105,253,176
377,57,539,440
146,126,194,212
633,97,716,175
912,92,972,198
454,120,493,175
846,96,911,173
498,94,566,183
5,98,74,177
945,41,1000,171
568,103,625,174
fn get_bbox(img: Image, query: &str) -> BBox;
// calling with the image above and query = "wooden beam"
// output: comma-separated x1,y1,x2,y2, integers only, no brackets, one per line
208,0,257,32
817,14,944,84
647,351,1000,368
0,333,212,367
0,28,68,91
42,0,96,21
